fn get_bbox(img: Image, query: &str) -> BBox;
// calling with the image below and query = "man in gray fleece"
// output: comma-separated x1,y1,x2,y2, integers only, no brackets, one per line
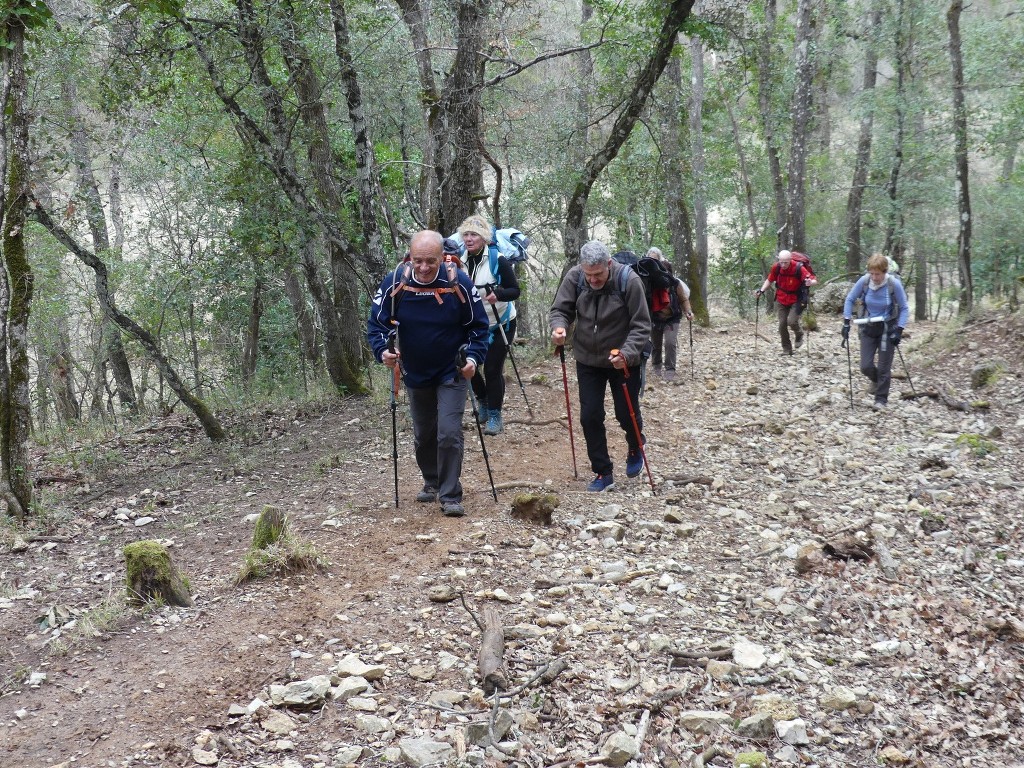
550,240,652,492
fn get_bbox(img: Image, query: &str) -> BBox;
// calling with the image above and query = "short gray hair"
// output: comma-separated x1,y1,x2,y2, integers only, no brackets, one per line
579,240,611,267
647,247,664,260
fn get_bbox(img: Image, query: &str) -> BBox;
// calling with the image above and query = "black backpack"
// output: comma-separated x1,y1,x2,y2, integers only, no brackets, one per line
634,257,683,325
592,252,682,325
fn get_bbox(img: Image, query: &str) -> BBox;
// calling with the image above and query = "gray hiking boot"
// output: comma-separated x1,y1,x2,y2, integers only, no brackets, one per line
483,410,504,435
442,502,466,517
416,486,438,503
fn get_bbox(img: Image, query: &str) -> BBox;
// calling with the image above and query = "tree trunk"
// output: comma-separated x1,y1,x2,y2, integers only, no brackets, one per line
327,0,388,275
241,277,261,390
714,57,759,242
844,8,881,276
283,265,321,367
573,2,595,172
565,0,696,264
395,0,488,233
0,17,35,518
785,0,816,252
688,31,709,321
756,0,787,249
883,0,911,266
299,239,360,393
658,55,697,288
61,78,138,416
30,202,227,441
947,0,973,315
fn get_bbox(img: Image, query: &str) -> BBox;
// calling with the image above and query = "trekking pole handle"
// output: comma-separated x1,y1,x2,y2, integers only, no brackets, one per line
609,348,628,378
387,332,397,355
457,344,468,368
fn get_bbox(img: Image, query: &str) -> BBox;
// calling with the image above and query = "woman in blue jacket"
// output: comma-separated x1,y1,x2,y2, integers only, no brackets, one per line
841,254,910,410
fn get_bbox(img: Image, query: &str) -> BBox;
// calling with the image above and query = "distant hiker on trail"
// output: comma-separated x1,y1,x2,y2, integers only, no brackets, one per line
367,230,489,517
647,247,694,381
841,253,910,411
754,249,818,356
549,240,651,492
457,214,522,437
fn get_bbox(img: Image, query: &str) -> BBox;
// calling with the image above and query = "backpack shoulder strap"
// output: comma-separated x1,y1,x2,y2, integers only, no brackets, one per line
487,228,502,285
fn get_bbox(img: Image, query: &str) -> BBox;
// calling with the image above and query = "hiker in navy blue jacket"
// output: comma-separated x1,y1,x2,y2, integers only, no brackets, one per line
841,253,910,411
368,230,489,516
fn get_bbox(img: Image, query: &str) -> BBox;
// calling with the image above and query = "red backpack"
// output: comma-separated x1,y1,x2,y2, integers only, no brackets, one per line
790,251,816,310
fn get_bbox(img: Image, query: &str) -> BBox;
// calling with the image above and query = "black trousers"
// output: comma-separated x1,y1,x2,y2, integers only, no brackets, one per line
576,361,644,477
472,318,516,411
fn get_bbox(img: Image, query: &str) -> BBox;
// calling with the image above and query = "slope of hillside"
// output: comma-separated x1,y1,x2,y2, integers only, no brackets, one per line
2,310,1022,768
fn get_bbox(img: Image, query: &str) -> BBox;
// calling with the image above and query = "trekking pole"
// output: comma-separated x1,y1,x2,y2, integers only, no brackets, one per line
688,316,694,380
754,293,760,352
486,297,533,417
457,345,498,501
388,332,400,508
557,345,579,479
841,331,854,409
896,346,917,395
610,349,656,495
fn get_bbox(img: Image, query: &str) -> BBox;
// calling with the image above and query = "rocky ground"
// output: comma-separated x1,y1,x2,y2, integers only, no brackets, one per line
1,309,1023,768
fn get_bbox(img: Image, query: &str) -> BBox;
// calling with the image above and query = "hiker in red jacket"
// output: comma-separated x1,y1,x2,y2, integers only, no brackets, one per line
754,250,818,356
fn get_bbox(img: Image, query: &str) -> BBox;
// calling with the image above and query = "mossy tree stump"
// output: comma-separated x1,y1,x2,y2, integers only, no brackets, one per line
252,505,288,550
124,540,193,607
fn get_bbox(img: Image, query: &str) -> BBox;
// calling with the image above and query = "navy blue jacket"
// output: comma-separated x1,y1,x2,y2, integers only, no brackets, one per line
368,263,489,388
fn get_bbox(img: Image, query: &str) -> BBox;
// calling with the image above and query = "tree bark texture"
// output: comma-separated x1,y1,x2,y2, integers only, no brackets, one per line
564,0,696,265
756,0,787,250
30,203,227,441
883,0,911,270
844,8,881,276
947,0,973,315
0,18,34,519
658,55,697,298
242,277,261,389
61,79,138,416
785,0,816,252
688,31,709,321
327,0,388,275
283,265,321,367
395,0,489,234
714,57,759,242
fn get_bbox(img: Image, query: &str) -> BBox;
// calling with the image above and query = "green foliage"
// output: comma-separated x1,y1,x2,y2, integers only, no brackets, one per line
954,433,997,458
0,0,52,45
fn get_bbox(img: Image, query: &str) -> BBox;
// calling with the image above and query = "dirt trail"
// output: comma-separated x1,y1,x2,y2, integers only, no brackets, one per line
2,312,1022,767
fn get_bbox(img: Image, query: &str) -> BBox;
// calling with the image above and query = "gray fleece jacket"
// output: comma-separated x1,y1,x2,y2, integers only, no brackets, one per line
549,261,651,368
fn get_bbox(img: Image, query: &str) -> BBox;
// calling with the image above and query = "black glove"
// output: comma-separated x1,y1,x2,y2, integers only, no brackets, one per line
841,320,850,342
889,327,903,346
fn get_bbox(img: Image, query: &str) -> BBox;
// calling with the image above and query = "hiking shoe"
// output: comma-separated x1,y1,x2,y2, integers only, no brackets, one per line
476,405,490,424
781,349,794,357
872,400,887,411
586,474,615,492
663,369,676,381
416,486,438,503
866,380,878,395
442,502,466,517
483,410,504,436
626,448,644,478
794,334,804,349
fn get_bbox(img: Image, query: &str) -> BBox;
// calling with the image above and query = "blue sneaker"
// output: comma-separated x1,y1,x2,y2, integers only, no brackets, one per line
476,405,490,424
626,447,644,478
483,410,504,436
587,474,615,492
